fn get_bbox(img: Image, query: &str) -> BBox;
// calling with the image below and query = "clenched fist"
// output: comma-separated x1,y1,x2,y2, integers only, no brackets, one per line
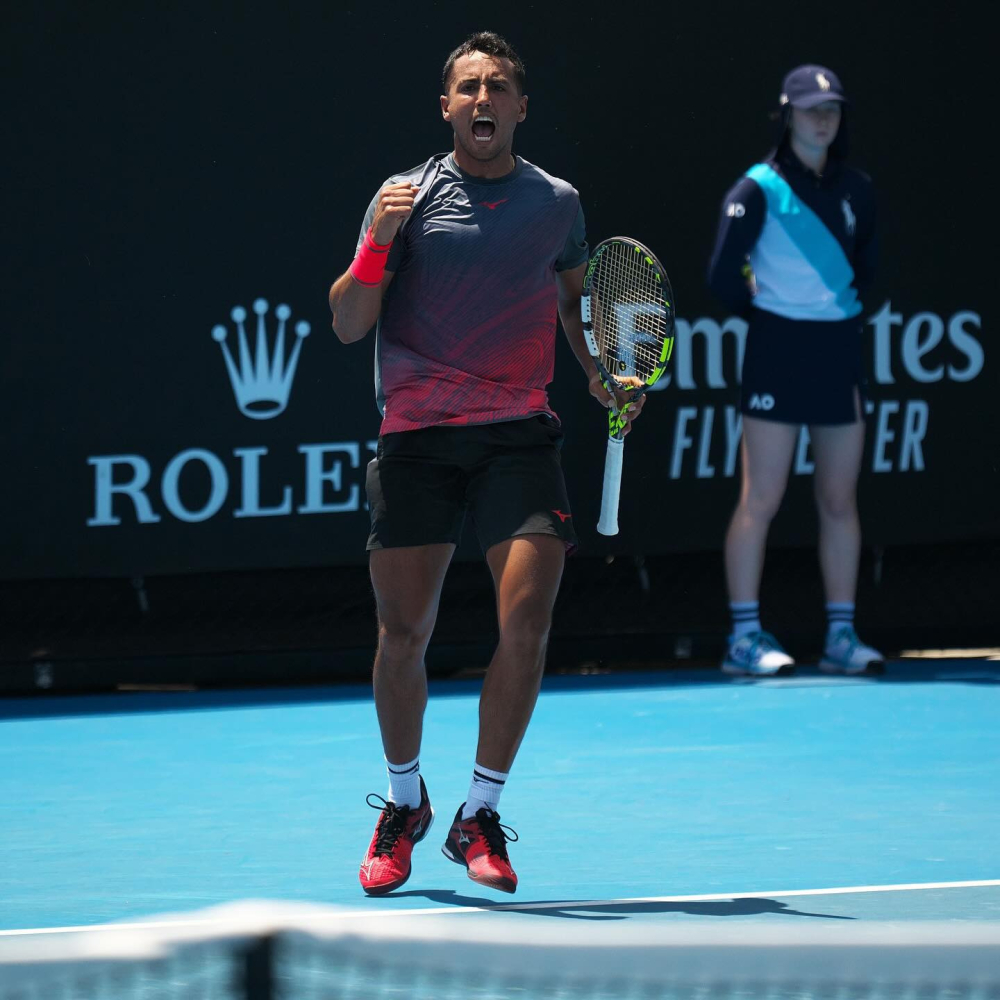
371,182,419,245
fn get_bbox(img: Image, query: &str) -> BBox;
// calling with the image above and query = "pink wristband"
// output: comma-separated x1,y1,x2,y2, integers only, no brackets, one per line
349,227,393,286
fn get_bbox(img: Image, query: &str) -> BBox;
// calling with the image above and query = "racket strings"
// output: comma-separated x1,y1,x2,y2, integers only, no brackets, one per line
591,242,670,385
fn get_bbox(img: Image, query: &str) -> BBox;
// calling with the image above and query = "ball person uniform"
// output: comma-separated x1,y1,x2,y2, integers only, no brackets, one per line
708,64,885,677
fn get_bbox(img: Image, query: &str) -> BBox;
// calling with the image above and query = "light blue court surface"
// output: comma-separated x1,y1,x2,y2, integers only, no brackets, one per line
1,660,999,932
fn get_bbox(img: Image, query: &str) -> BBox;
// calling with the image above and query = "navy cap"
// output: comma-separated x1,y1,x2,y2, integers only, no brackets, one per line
779,65,847,109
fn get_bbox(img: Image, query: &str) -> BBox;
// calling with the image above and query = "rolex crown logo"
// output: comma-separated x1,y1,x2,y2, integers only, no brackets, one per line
212,299,310,420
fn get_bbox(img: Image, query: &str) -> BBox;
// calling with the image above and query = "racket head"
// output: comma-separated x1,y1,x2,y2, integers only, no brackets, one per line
581,236,676,394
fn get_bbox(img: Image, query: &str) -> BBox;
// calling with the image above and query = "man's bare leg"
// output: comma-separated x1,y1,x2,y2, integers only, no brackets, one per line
439,534,565,894
477,534,566,771
369,543,455,764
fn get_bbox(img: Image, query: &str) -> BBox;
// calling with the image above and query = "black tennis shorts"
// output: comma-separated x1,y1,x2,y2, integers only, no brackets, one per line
741,311,865,425
365,415,578,554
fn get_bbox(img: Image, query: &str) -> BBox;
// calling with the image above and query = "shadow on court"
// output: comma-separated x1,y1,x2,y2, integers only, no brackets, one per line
385,889,854,921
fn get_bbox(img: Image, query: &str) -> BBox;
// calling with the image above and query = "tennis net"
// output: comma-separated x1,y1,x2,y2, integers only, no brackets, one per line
2,900,999,999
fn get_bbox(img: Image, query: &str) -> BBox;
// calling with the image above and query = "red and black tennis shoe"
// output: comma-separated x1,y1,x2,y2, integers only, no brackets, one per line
441,805,519,894
358,777,433,896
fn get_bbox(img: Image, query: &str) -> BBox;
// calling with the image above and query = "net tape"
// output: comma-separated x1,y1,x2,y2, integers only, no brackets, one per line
2,901,999,999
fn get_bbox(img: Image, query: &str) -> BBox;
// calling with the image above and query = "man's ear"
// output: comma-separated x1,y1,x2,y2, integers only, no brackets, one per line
440,94,451,121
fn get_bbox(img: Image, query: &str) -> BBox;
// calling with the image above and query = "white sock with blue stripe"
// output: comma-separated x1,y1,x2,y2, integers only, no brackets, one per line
462,763,508,819
730,601,761,640
826,602,855,641
386,755,422,809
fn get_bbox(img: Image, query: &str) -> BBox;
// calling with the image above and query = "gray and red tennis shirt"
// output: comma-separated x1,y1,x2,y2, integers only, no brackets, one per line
355,153,588,435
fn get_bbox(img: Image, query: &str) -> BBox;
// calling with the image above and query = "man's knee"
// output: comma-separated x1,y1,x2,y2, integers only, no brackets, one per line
498,614,552,663
377,618,435,661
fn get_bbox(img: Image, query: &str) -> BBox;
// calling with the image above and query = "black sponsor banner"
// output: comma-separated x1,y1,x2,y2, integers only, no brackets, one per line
3,4,996,580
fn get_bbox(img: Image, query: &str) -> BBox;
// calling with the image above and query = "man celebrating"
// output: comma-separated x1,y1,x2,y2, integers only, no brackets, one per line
329,31,644,895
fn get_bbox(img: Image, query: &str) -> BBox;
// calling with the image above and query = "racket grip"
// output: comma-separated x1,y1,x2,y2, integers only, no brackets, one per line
597,436,625,536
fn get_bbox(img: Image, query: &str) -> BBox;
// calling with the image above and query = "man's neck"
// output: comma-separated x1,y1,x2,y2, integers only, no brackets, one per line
452,146,516,179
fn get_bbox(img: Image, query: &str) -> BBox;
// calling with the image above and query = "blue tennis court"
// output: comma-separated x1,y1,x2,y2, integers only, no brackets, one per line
2,657,998,934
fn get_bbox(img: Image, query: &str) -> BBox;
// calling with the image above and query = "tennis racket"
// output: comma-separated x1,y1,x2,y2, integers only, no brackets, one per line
581,237,675,535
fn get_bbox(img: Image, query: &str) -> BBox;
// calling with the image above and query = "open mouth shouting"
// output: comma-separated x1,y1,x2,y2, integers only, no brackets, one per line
472,114,496,143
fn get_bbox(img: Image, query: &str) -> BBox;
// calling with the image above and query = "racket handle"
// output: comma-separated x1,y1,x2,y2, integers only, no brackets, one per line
597,436,625,536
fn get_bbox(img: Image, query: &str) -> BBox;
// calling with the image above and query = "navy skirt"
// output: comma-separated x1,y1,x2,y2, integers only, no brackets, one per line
740,309,864,425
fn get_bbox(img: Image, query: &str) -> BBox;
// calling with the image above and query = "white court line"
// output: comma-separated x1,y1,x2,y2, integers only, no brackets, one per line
2,879,999,937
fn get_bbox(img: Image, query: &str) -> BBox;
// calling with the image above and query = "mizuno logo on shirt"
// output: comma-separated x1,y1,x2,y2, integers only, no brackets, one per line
479,199,509,210
551,509,572,522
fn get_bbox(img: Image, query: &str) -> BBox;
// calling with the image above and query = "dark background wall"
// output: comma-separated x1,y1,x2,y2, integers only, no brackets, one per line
2,1,995,589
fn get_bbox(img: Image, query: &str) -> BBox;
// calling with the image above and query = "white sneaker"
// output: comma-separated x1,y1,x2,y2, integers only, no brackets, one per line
820,626,885,675
722,631,795,676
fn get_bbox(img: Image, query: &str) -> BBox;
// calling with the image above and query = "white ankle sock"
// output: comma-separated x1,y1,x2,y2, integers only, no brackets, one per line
385,755,422,809
826,602,855,641
461,762,508,820
730,601,761,640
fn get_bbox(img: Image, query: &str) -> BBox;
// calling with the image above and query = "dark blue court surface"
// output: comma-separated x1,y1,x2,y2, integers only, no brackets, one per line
2,658,998,932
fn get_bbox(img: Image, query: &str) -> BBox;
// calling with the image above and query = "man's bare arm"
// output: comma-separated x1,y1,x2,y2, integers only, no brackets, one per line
556,262,646,431
329,182,418,344
328,268,394,344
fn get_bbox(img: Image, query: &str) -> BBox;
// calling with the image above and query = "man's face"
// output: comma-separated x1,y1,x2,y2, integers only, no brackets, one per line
440,51,527,165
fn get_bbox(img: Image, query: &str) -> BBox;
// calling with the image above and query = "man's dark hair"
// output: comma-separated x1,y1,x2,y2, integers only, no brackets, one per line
442,31,526,95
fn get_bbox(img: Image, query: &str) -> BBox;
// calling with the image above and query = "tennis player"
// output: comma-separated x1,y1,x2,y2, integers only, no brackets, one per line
328,31,644,895
707,65,884,677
